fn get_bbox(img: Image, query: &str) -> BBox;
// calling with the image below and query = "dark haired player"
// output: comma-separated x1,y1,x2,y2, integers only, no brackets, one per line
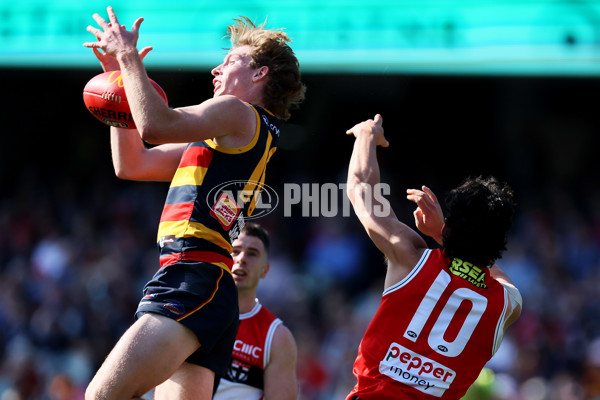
214,223,297,400
345,115,522,400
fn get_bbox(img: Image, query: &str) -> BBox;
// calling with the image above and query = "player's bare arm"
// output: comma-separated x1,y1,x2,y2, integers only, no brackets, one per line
490,264,523,328
87,45,185,182
263,325,298,400
346,114,428,287
148,95,259,146
110,128,186,182
84,8,164,139
84,7,258,146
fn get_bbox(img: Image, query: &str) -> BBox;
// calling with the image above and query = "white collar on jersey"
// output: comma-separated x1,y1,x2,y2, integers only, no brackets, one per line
240,299,262,320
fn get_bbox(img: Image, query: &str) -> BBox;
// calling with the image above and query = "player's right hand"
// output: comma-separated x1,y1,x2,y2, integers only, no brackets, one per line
93,46,152,72
407,185,444,245
346,114,389,147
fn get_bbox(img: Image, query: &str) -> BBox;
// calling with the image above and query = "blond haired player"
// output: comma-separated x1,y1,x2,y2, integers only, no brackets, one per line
83,7,305,400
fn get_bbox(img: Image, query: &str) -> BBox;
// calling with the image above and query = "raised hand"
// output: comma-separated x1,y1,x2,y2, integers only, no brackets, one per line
346,114,389,148
83,6,143,60
93,46,153,72
406,185,444,245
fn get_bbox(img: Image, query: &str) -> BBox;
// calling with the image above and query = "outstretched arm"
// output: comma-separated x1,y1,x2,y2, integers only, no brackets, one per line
88,39,186,181
84,7,171,139
84,6,257,145
110,128,186,181
346,115,428,287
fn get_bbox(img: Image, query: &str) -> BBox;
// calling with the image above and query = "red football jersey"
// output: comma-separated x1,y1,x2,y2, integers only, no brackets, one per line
214,301,282,400
347,249,510,400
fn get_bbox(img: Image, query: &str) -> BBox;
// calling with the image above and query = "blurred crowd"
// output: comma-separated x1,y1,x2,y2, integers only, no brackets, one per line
0,162,599,400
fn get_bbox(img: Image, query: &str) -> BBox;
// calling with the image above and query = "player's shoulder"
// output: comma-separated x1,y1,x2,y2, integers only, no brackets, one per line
198,95,258,143
208,94,252,108
197,95,254,117
272,323,297,354
256,305,295,350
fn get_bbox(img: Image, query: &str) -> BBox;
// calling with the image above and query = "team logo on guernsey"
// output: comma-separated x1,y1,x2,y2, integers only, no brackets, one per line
227,359,251,383
210,192,241,229
207,180,279,221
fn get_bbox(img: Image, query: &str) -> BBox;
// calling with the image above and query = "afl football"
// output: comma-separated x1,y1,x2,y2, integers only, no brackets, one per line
83,70,168,129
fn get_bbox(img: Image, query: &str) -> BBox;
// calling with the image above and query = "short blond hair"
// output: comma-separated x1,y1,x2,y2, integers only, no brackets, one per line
227,17,306,120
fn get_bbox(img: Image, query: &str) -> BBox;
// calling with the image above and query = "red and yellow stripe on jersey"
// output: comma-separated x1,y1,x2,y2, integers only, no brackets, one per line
156,104,279,273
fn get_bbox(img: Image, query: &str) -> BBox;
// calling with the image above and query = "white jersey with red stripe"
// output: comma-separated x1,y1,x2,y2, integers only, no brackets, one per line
214,300,282,400
348,249,516,400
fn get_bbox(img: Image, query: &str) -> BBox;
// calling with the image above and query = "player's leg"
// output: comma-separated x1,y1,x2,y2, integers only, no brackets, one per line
154,310,240,400
153,362,215,400
85,313,200,400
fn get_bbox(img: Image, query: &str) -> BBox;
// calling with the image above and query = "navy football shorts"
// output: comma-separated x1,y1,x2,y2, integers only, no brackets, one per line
136,261,239,377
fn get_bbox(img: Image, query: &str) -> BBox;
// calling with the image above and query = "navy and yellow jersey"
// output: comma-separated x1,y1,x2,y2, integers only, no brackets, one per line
156,104,280,273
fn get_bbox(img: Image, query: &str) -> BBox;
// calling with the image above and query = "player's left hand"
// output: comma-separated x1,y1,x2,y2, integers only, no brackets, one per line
93,46,153,72
407,185,444,245
84,6,143,59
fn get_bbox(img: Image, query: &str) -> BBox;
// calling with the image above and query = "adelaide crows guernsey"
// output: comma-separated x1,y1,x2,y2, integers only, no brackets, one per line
348,249,511,400
214,301,282,400
157,104,279,273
